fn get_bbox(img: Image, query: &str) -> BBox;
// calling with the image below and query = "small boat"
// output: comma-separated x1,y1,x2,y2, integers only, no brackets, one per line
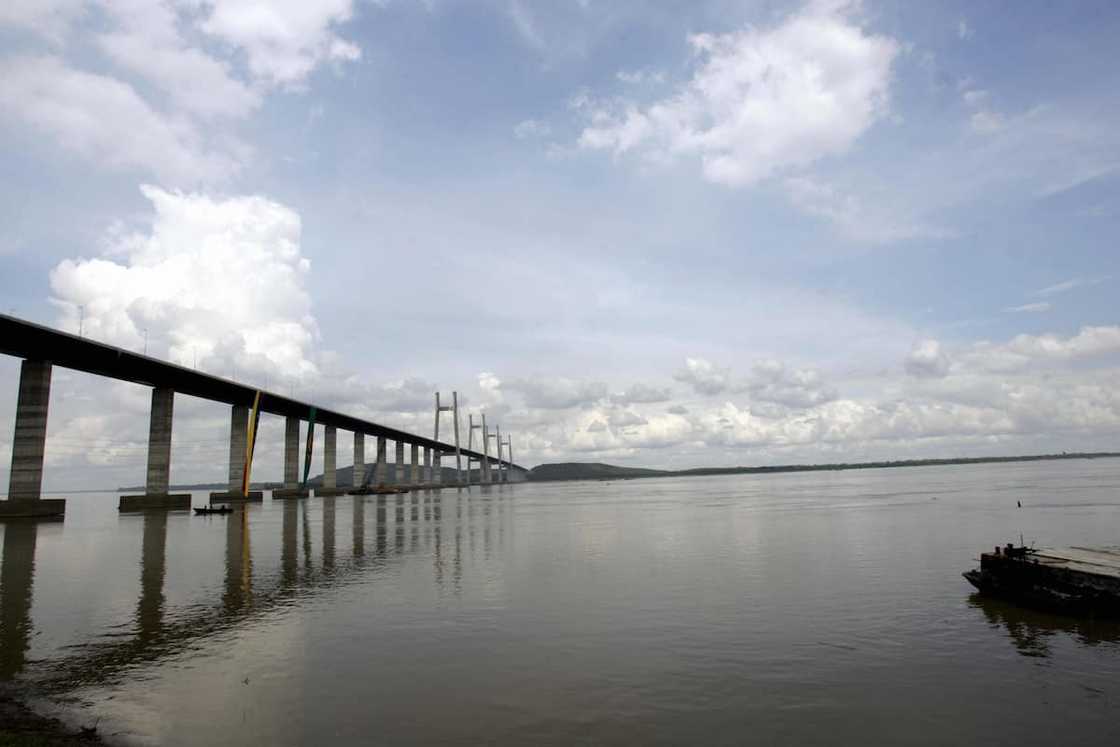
964,543,1120,615
195,505,233,515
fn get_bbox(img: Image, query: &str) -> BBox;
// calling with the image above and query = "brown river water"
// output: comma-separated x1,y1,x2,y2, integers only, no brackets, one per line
2,459,1120,745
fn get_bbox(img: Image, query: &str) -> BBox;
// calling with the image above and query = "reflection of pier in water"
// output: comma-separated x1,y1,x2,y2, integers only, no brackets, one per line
0,485,514,691
968,593,1120,658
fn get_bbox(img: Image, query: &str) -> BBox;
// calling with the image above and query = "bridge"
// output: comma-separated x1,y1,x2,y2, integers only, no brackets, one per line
0,314,525,518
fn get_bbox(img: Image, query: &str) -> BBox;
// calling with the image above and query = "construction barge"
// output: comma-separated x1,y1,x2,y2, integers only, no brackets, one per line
964,544,1120,615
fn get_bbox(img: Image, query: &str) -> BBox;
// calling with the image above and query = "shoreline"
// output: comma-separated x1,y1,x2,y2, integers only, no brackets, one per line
0,687,106,745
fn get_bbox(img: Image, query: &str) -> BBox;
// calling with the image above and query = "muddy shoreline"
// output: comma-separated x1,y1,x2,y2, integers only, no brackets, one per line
0,689,106,745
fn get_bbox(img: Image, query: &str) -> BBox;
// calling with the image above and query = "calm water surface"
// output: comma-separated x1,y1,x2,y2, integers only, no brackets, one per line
3,460,1120,744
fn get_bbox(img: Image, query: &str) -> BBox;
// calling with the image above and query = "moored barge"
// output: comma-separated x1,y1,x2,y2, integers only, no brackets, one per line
964,544,1120,615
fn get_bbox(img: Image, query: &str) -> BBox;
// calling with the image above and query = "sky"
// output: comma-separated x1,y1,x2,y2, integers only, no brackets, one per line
1,0,1119,491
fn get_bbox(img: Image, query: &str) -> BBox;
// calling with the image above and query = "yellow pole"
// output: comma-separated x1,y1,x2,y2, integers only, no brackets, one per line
241,391,261,496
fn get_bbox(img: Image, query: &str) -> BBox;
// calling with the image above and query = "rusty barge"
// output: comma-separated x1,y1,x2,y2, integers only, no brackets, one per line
964,544,1120,615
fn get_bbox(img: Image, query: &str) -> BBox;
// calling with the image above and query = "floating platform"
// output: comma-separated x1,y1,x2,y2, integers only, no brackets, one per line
964,545,1120,615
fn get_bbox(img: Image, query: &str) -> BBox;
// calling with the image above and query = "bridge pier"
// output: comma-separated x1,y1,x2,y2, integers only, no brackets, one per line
410,444,420,487
273,415,308,499
394,441,405,488
120,387,190,512
211,404,263,502
2,360,65,518
347,432,366,496
316,425,345,496
432,448,442,488
370,436,386,487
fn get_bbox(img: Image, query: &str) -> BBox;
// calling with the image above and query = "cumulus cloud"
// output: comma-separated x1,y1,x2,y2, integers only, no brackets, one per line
97,0,262,120
577,0,898,186
0,0,84,40
905,339,950,378
0,56,242,183
0,0,364,183
611,382,673,404
674,357,732,395
50,185,317,382
746,359,837,408
502,376,609,409
198,0,362,87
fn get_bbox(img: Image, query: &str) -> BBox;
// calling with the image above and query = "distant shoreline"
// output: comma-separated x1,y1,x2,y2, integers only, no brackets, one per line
526,452,1120,483
87,450,1120,493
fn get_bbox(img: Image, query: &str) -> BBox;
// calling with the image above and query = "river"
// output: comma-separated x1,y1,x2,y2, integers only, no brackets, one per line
2,459,1119,744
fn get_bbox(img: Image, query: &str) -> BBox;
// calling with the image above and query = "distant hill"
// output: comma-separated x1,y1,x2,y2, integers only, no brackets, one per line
119,452,1120,492
525,452,1120,483
527,462,669,481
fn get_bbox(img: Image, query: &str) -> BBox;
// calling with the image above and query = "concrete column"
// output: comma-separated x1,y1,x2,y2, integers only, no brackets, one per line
410,444,420,485
481,416,492,484
227,404,248,492
433,448,442,486
145,388,174,495
120,388,189,511
423,447,431,484
374,436,387,485
284,417,299,488
316,425,342,496
273,416,308,499
395,441,405,485
3,360,64,517
210,404,262,503
349,432,365,494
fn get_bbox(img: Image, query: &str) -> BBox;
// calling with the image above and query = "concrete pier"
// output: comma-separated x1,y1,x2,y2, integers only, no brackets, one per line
316,425,345,496
374,436,387,486
433,448,442,486
410,444,420,486
2,360,65,518
273,415,308,499
211,403,263,502
120,387,190,512
347,432,366,495
395,441,405,487
423,447,431,485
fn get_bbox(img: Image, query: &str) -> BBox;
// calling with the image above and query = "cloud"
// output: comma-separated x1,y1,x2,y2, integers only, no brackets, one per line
0,1,367,183
905,339,950,378
0,55,243,183
0,0,85,41
784,176,950,243
950,326,1120,374
957,19,974,40
608,409,648,428
514,118,551,139
501,376,610,409
197,0,362,87
970,109,1004,133
1036,276,1111,297
576,0,899,186
49,185,317,381
746,359,837,408
97,0,262,120
611,383,673,404
616,69,665,85
1003,302,1051,314
674,357,731,395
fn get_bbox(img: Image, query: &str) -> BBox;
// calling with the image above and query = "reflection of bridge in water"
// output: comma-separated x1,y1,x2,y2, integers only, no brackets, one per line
0,487,513,690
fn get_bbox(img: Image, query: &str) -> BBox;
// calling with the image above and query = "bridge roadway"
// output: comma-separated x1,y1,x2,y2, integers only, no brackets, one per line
0,314,523,517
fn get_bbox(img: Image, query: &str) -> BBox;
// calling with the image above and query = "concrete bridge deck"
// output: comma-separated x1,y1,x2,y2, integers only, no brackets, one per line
1,313,524,516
